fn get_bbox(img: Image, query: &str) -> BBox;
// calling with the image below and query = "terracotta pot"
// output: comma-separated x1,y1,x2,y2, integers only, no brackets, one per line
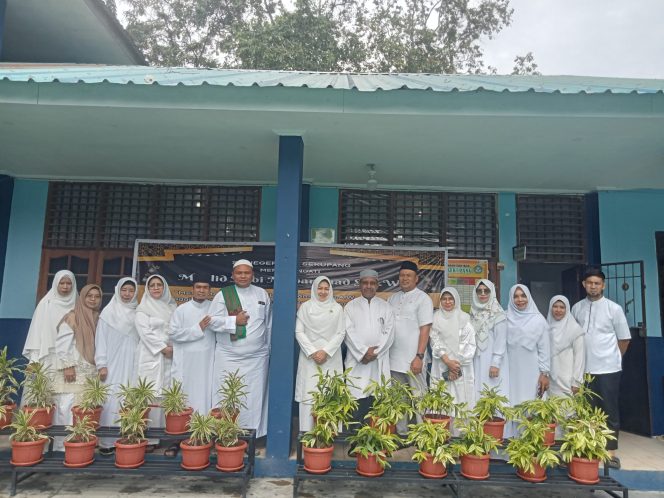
209,408,239,422
568,457,600,485
215,439,247,472
517,461,547,482
460,454,490,480
114,439,148,469
165,407,193,435
544,423,557,447
418,453,448,479
356,453,385,477
180,439,212,470
22,405,55,429
71,406,102,428
369,417,396,434
482,417,506,443
11,438,48,466
64,436,97,468
423,414,451,429
303,445,334,474
0,403,16,429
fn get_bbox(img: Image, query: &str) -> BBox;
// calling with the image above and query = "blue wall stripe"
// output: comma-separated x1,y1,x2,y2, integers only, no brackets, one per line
0,175,14,302
498,193,517,308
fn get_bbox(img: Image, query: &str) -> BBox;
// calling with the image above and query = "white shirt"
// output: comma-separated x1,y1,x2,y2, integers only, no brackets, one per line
571,296,630,375
388,288,433,373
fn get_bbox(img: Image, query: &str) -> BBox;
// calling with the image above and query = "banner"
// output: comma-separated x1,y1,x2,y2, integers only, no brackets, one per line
446,259,489,312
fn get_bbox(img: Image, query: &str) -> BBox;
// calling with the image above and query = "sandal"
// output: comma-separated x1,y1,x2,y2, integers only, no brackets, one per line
145,444,157,454
164,443,180,458
607,456,621,470
99,447,115,456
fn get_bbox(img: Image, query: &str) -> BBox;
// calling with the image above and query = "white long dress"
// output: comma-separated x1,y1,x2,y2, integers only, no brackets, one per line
169,299,219,414
547,295,585,397
343,296,395,400
209,284,272,437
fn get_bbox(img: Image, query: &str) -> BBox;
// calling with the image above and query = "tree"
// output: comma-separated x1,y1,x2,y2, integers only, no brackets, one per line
512,51,540,75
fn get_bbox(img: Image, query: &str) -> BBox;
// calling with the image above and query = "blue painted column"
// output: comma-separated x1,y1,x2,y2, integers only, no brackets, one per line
264,136,303,475
498,193,517,308
0,0,6,58
0,175,14,302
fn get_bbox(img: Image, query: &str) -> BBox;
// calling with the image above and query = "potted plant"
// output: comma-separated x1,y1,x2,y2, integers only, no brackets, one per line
416,380,464,430
472,384,512,443
309,368,358,432
63,415,97,468
514,395,567,446
347,424,401,477
451,417,500,480
72,376,111,427
212,370,247,421
301,412,337,474
406,420,455,479
506,419,560,482
365,375,415,434
180,412,216,470
114,406,149,468
162,380,193,435
214,416,248,472
0,347,22,428
118,377,157,419
8,409,50,466
21,362,55,429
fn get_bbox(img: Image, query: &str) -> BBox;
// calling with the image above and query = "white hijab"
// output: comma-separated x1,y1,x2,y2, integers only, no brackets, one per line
297,276,343,341
547,295,585,357
136,275,176,322
23,270,78,361
99,277,139,337
469,279,506,352
432,287,469,355
506,284,548,352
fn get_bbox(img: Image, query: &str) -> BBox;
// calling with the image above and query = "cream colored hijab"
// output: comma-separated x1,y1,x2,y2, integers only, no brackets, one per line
432,287,469,354
136,274,176,321
469,279,506,351
297,276,343,339
547,295,584,357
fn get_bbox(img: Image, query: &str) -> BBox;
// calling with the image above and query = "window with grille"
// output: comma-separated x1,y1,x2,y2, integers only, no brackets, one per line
516,194,586,263
339,190,497,258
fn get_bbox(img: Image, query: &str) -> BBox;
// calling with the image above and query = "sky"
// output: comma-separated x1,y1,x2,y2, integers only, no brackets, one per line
480,0,664,78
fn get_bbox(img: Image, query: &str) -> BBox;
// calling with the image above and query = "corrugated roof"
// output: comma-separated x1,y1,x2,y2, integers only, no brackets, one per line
1,65,664,94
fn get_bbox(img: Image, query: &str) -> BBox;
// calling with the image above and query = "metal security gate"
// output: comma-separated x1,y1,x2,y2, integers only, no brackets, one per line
600,260,646,336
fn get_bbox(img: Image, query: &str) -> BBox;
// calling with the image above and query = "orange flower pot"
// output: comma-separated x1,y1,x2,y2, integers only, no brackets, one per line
544,423,557,447
64,436,97,468
114,439,148,469
180,439,212,470
22,405,55,429
423,414,451,429
71,406,102,428
369,417,396,434
517,461,547,482
356,453,385,477
209,408,239,422
11,438,48,466
303,445,334,474
165,407,193,435
418,453,448,479
568,457,600,485
482,417,505,443
215,439,247,472
460,454,490,480
0,403,16,429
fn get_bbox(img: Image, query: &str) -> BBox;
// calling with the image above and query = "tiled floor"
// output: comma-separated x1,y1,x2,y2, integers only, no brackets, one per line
617,431,664,471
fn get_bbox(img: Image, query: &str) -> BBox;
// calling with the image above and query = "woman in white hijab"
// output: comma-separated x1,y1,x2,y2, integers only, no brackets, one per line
95,277,139,454
547,295,585,397
294,276,345,431
470,279,509,400
23,270,78,374
430,287,477,410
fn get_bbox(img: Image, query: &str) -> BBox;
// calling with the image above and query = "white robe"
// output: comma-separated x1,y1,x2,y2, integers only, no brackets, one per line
343,296,395,399
209,285,272,437
473,320,510,400
506,322,550,406
550,334,585,397
169,299,219,414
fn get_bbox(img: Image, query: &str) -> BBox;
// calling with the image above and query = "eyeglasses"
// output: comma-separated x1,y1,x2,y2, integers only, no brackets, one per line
475,288,491,295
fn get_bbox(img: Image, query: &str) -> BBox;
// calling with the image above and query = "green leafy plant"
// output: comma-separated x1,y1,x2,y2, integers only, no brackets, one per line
215,416,247,448
116,406,148,445
118,377,157,411
309,368,358,431
187,412,216,446
506,419,560,475
161,380,189,415
22,362,54,409
78,376,111,410
417,379,465,419
9,410,49,443
215,370,248,419
365,375,415,432
559,407,615,463
567,374,601,418
472,384,512,423
0,347,22,405
406,420,455,466
514,396,567,426
65,415,97,443
347,424,401,469
451,417,500,457
301,412,338,449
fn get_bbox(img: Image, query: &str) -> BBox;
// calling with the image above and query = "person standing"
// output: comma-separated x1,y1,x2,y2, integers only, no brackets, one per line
294,276,345,432
209,259,267,437
344,269,395,424
572,268,630,469
388,261,433,434
547,295,585,397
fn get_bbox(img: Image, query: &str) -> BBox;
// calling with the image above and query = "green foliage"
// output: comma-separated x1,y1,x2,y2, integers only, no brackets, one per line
117,406,148,445
22,362,54,409
215,416,247,448
118,377,157,411
365,375,415,431
65,415,97,443
417,379,465,418
301,412,337,449
78,376,111,410
0,347,22,405
406,420,455,466
346,424,401,469
567,374,600,418
9,410,49,443
505,419,559,474
161,380,189,415
309,368,358,431
216,370,248,419
512,52,540,75
514,396,567,426
559,407,615,463
472,384,512,423
187,412,216,446
451,417,500,457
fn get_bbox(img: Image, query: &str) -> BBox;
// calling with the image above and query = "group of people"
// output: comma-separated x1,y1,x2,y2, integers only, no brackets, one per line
22,259,268,455
295,263,630,469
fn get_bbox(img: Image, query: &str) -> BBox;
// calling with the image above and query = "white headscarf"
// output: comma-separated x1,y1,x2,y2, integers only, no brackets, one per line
469,279,506,352
547,295,585,357
297,276,343,340
23,270,78,362
99,277,139,336
432,287,469,355
506,284,548,351
136,275,176,322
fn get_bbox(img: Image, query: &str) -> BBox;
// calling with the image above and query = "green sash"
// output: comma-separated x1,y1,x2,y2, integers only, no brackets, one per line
221,285,247,341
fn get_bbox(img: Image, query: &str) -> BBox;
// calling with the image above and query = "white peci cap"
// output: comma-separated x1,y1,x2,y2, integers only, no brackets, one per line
233,259,253,269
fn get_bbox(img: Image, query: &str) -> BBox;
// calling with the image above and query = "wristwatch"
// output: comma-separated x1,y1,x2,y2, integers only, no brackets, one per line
415,353,425,360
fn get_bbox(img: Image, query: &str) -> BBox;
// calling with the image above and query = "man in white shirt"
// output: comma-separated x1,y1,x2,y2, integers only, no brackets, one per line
571,267,631,469
388,261,433,434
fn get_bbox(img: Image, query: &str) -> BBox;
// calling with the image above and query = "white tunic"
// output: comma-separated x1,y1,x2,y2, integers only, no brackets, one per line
208,285,272,437
473,320,510,400
343,296,395,399
135,313,172,393
388,288,433,373
550,334,585,397
169,299,219,414
571,297,631,375
506,320,550,405
54,322,98,396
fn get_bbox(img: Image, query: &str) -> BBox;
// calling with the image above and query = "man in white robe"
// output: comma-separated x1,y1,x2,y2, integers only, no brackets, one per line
209,260,267,436
170,274,229,414
344,269,395,424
